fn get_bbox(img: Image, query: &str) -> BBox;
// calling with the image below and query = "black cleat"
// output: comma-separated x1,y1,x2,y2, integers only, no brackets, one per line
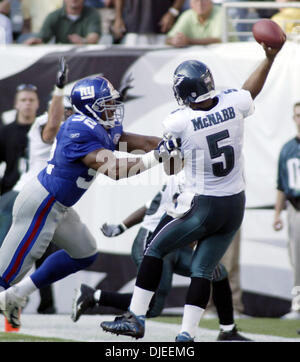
217,326,253,341
100,310,145,339
71,284,96,322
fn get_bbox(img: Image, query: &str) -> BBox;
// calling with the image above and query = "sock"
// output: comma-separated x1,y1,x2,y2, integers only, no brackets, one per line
98,291,132,311
30,250,98,288
220,323,235,332
186,277,211,308
94,290,101,302
180,304,205,338
12,276,38,299
136,255,163,291
129,286,154,316
212,277,234,326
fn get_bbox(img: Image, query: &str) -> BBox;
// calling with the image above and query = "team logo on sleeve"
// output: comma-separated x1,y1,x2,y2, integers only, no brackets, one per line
79,86,95,100
70,133,80,138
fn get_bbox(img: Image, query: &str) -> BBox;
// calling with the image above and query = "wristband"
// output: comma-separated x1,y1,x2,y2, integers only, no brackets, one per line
120,222,127,231
141,151,160,170
53,86,64,96
169,7,179,17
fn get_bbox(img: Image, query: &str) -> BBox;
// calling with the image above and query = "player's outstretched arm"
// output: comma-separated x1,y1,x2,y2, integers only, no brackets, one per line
242,42,285,100
101,205,147,237
42,57,69,143
82,148,159,180
118,132,162,153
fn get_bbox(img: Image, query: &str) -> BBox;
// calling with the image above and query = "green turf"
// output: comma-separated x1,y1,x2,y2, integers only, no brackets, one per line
0,332,76,342
154,316,300,339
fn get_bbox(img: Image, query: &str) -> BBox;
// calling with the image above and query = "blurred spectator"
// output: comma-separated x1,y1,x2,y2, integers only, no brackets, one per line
271,0,300,34
166,0,237,47
0,0,10,18
18,0,63,43
24,0,101,45
85,0,116,44
0,0,12,43
182,0,191,10
0,12,12,43
0,84,39,195
113,0,186,46
0,0,24,41
273,102,300,320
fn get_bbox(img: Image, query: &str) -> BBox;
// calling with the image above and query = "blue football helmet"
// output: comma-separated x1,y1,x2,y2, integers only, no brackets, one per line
70,75,124,128
173,60,215,106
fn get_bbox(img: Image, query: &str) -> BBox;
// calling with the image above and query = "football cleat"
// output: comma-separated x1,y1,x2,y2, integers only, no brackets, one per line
71,283,96,322
175,331,194,342
0,287,27,328
217,326,253,341
100,310,145,339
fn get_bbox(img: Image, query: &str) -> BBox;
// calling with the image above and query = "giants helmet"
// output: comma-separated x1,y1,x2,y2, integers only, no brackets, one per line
173,60,215,106
70,75,124,128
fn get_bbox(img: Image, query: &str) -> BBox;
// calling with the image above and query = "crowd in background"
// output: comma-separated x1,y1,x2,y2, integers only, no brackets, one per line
0,1,299,323
0,0,300,46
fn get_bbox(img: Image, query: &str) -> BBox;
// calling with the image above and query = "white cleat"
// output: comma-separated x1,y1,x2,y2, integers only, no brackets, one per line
0,287,27,328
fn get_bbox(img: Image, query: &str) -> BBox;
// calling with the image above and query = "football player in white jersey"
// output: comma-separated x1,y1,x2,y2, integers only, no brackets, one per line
73,172,251,340
100,41,285,341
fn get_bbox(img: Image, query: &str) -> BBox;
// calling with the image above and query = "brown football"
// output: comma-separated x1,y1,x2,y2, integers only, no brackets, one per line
252,19,286,48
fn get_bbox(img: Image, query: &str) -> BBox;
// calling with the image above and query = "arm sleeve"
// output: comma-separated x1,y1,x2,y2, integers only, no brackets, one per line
162,110,186,138
234,89,255,119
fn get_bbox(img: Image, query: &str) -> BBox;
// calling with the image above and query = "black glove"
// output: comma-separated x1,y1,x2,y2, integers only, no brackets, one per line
118,73,134,102
100,222,127,237
154,134,182,162
56,56,69,89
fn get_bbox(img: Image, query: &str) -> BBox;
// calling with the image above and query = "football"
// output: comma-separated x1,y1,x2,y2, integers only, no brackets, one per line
252,19,286,48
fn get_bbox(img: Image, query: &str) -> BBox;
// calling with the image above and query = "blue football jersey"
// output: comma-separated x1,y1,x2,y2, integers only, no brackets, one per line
277,137,300,198
38,114,123,206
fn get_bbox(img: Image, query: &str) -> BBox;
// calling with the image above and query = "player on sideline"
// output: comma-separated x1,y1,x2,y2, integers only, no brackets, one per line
100,41,285,341
72,172,251,341
0,74,177,328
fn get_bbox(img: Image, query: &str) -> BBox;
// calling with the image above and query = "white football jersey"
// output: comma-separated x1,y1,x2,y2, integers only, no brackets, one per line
14,114,52,191
163,89,254,200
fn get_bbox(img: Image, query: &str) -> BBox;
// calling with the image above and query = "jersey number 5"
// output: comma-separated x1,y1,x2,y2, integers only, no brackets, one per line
206,130,234,177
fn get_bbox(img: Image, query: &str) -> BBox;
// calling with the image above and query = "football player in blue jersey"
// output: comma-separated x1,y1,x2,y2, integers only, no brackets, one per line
0,75,178,328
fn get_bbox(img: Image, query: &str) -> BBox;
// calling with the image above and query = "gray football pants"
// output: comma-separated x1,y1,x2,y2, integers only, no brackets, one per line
0,177,98,287
287,202,300,311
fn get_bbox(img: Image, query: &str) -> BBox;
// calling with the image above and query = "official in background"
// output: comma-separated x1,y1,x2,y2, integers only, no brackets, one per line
273,101,300,320
0,84,39,195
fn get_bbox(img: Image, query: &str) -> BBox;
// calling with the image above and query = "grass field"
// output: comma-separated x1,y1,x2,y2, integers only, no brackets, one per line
156,316,300,339
0,332,73,342
0,315,299,342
